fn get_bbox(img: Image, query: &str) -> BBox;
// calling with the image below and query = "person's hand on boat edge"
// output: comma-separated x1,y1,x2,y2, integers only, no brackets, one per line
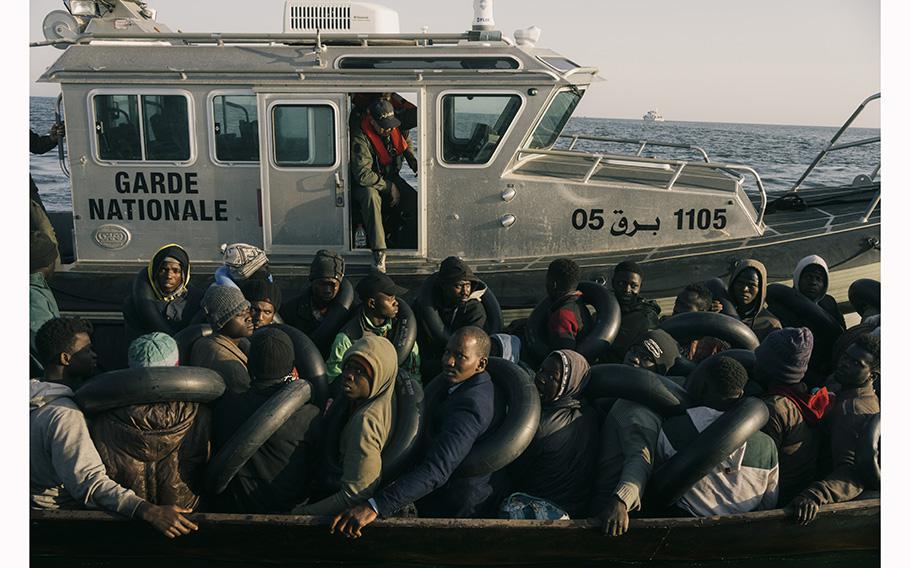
330,504,378,538
137,503,199,538
595,496,630,537
787,496,820,526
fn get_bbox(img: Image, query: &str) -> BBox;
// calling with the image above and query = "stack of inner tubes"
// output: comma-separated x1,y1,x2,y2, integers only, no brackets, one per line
75,366,226,415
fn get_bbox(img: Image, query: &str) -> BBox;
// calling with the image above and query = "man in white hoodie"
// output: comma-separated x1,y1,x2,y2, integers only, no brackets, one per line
30,317,198,538
793,255,847,330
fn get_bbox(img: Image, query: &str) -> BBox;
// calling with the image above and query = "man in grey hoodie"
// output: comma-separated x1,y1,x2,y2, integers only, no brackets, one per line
30,317,198,538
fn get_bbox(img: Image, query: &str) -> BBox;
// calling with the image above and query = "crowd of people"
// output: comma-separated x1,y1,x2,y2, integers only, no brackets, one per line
29,236,881,540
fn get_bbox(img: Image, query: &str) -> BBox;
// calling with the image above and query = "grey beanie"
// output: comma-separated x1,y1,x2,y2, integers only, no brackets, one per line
128,332,180,368
202,284,251,330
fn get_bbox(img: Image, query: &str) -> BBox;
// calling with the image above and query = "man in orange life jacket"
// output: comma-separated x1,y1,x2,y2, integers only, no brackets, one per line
350,99,418,272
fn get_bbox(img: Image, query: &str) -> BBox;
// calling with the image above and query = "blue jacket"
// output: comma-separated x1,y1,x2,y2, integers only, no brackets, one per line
374,372,497,518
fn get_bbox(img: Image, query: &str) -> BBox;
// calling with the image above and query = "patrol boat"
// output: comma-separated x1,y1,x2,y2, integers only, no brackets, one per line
34,0,880,312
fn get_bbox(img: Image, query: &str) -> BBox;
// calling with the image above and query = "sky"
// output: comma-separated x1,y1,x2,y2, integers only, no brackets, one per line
28,0,881,127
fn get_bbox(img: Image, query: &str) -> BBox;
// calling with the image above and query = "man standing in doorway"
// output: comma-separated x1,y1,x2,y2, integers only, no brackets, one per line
351,99,418,272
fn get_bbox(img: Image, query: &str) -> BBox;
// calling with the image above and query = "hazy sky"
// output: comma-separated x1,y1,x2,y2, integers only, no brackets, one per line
29,0,881,127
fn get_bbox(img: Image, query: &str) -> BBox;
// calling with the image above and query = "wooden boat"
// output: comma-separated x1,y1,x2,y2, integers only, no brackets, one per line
30,497,879,564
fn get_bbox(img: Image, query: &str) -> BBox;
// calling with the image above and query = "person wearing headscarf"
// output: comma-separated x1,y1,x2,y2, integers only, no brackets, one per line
90,333,211,510
506,350,600,518
756,327,832,505
294,335,397,516
214,242,271,289
213,328,321,513
190,285,254,393
240,279,283,329
122,243,203,338
793,255,847,330
728,259,782,341
30,231,61,374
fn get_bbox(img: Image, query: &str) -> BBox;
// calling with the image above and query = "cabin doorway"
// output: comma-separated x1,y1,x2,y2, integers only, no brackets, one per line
258,93,348,255
347,91,420,255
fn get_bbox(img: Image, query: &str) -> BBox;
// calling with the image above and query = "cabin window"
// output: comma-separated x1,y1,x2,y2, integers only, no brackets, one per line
213,95,260,162
92,94,190,162
528,89,583,149
540,57,580,73
441,94,521,165
338,57,520,70
272,104,336,167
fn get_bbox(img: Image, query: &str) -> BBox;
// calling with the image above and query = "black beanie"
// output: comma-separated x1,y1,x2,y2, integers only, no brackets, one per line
241,279,283,309
310,249,345,281
438,256,476,284
249,327,295,381
30,231,57,273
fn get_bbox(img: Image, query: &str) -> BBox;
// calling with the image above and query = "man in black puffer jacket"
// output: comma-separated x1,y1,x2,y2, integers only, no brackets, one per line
605,260,661,362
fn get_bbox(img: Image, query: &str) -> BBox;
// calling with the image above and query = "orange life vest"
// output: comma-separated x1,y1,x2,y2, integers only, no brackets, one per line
360,115,408,168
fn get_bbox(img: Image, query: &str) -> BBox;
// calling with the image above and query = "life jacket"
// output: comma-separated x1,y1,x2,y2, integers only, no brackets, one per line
360,115,408,168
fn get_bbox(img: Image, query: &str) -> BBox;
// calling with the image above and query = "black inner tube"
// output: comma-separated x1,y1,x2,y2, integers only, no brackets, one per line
659,311,760,351
422,357,541,477
75,366,226,415
584,364,691,416
649,397,770,508
413,274,504,346
173,323,213,364
848,278,880,316
390,300,418,367
765,283,844,340
127,267,173,334
270,324,330,410
205,379,312,496
524,281,621,367
282,279,355,355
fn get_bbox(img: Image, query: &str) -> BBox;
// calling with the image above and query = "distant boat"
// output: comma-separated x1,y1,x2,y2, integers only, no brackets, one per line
643,109,665,121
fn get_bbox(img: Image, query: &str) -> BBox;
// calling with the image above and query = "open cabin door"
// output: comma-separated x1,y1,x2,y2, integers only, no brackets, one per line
258,93,348,254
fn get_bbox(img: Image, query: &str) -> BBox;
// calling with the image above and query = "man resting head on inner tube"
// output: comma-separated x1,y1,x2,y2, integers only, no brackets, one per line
606,260,661,363
505,350,599,519
212,327,321,513
31,317,199,538
293,335,397,516
542,258,594,353
592,329,679,537
283,249,346,336
91,332,212,511
325,270,421,384
669,282,731,362
240,279,283,330
190,285,254,394
728,259,782,342
331,326,501,538
655,356,780,517
789,333,880,525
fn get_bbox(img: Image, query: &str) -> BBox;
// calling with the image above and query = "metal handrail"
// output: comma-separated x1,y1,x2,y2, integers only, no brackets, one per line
558,133,711,162
789,93,881,192
517,147,768,227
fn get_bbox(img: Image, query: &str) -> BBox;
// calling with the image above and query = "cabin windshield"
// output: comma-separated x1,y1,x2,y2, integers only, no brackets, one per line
528,89,583,149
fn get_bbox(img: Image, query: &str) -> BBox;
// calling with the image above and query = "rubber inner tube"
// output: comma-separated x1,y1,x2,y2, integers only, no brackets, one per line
857,413,881,489
173,323,213,364
320,371,425,485
848,278,880,316
390,300,418,367
127,267,173,333
413,274,504,345
703,277,739,317
205,379,312,495
584,364,691,416
524,281,621,366
765,283,844,340
75,366,226,415
282,279,355,355
270,324,329,410
649,396,770,508
659,311,760,351
422,357,541,477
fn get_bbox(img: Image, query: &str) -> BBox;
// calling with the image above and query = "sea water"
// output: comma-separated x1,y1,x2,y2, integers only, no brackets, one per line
30,96,880,212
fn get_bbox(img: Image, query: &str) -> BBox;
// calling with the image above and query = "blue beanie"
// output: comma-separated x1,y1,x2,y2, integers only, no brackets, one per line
754,327,814,384
128,332,179,368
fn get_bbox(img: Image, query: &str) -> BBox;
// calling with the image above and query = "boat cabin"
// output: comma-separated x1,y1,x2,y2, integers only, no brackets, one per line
37,0,767,273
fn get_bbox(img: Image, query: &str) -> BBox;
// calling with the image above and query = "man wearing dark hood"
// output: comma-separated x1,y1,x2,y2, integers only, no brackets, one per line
789,333,880,525
294,335,397,516
190,285,254,393
331,327,498,537
418,256,487,379
607,260,661,362
122,243,203,338
728,258,781,341
756,327,832,505
281,250,348,352
792,255,846,330
212,328,321,513
507,350,599,518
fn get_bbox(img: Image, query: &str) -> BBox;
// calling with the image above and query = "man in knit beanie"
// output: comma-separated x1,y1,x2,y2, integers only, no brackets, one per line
189,286,254,393
622,329,680,376
30,231,61,374
281,250,349,350
241,279,283,329
91,332,211,510
212,327,319,513
756,327,831,505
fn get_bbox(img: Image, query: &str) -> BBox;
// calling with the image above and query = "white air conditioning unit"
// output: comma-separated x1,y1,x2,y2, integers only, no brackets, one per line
284,1,400,34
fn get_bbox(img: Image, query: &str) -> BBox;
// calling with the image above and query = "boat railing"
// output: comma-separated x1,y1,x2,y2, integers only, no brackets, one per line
517,147,768,228
558,133,711,162
789,92,881,193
